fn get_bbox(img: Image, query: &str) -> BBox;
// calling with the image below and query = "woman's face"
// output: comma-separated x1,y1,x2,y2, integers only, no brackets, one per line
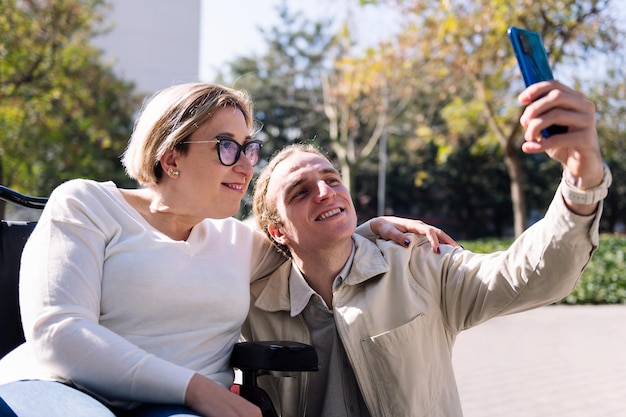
169,106,256,219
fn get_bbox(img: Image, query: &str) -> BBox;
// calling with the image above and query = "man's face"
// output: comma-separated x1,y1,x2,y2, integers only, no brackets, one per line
266,151,357,254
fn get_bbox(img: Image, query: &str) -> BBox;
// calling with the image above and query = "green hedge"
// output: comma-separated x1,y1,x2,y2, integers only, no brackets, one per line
460,234,626,304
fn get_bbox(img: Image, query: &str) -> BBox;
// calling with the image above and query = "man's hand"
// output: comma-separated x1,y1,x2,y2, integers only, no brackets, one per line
518,80,606,215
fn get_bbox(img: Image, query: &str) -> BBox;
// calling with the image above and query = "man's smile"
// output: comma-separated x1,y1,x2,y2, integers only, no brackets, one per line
316,208,344,221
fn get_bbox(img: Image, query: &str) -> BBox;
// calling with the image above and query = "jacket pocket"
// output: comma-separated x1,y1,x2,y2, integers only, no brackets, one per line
361,313,451,416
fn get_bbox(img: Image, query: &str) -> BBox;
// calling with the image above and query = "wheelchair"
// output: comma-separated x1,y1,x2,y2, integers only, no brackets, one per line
0,185,318,417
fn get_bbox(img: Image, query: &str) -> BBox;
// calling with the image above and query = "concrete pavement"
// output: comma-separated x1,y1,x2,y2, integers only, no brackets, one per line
452,305,626,417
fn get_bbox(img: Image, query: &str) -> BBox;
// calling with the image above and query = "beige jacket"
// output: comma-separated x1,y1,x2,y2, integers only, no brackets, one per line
242,190,601,417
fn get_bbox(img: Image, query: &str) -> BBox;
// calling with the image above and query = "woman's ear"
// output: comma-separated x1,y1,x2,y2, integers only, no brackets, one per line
268,223,289,246
161,149,179,177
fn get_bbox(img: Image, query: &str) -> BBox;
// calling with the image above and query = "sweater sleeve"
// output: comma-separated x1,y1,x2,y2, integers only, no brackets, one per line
19,180,193,407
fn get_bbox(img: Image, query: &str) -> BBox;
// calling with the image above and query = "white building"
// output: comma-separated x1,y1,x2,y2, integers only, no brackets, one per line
92,0,201,94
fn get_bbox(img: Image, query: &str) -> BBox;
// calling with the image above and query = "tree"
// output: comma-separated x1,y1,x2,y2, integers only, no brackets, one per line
321,39,421,194
219,5,333,158
366,0,623,236
588,65,626,233
0,0,139,216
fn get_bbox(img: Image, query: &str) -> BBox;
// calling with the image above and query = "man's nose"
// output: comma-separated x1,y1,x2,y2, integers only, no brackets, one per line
315,181,336,200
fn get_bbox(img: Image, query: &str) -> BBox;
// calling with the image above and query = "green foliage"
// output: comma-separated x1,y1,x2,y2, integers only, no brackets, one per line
461,234,626,304
384,137,514,239
0,0,139,199
563,234,626,304
587,67,626,233
440,97,485,139
221,1,625,235
365,0,626,237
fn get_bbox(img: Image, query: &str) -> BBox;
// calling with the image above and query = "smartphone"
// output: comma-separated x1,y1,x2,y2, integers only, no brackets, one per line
507,26,567,137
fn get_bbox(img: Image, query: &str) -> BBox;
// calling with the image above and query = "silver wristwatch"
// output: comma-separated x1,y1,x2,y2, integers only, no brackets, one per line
561,163,612,205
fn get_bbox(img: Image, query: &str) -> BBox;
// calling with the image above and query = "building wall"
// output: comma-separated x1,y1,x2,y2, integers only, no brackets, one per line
92,0,201,94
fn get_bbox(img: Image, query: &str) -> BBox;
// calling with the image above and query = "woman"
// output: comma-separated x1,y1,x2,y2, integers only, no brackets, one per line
0,83,454,417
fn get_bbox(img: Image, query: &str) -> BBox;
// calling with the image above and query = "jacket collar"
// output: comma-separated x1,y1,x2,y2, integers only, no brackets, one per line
253,234,390,313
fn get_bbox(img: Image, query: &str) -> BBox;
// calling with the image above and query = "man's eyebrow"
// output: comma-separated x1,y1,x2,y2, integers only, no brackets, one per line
283,167,340,197
284,178,305,198
321,167,340,175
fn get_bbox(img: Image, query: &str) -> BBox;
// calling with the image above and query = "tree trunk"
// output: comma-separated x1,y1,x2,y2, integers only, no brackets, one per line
338,155,353,194
504,142,527,237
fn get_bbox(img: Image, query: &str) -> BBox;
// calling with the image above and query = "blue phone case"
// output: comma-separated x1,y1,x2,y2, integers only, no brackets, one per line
507,27,567,137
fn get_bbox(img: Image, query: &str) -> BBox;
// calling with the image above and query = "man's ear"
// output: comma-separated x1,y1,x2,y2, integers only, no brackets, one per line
268,223,289,246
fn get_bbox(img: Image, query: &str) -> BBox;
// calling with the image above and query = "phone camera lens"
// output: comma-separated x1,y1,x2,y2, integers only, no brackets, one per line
519,34,532,55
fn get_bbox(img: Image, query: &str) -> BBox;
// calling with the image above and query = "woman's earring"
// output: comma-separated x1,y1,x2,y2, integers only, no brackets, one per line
167,168,180,177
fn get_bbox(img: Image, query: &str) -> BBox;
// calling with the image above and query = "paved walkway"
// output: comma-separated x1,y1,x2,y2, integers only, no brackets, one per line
452,305,626,417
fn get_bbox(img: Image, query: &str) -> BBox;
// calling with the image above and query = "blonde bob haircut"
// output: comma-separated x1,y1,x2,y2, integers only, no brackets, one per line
253,143,330,258
122,83,254,186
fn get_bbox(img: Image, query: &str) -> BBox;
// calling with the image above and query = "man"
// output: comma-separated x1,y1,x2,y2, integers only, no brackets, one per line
243,80,611,417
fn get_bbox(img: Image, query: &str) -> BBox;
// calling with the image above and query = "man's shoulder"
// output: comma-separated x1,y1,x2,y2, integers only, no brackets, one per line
250,260,291,294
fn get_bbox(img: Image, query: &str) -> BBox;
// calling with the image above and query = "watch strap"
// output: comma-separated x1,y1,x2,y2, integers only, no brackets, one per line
561,163,612,205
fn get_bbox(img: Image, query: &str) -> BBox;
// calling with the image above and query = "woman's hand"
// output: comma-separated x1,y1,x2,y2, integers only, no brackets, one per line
185,373,262,417
369,216,460,253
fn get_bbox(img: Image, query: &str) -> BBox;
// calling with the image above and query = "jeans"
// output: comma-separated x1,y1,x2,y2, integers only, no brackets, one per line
0,380,114,417
0,381,201,417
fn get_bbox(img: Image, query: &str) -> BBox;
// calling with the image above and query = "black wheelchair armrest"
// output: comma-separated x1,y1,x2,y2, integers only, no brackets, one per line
231,341,319,373
0,185,48,210
231,341,318,417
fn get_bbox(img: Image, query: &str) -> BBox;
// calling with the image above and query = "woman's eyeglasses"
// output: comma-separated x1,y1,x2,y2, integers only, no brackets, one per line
182,136,262,166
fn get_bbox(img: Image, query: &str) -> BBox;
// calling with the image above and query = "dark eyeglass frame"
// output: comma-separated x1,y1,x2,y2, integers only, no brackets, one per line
181,135,263,166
